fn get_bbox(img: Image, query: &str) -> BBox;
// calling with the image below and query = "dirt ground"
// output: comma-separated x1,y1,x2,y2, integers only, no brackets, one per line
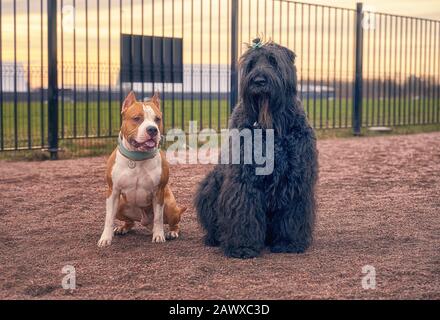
0,132,439,300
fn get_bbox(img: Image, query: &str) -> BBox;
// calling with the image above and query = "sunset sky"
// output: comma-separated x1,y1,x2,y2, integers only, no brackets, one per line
0,0,438,88
311,0,440,20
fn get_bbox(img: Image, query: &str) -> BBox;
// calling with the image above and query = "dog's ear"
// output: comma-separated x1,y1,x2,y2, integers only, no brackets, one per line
121,91,137,114
151,91,161,110
284,47,296,64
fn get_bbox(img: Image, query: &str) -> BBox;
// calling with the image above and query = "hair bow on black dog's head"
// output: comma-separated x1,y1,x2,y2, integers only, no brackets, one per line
251,38,263,49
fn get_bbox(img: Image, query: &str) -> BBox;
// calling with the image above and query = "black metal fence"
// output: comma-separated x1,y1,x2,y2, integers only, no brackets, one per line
0,0,439,157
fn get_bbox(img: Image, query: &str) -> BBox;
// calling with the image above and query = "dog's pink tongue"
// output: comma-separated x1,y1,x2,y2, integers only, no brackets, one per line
146,140,156,148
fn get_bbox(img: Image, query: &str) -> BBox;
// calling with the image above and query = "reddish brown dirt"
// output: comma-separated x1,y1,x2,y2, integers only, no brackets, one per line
0,132,439,300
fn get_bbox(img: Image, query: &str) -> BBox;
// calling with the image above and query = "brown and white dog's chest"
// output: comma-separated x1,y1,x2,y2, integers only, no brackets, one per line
111,151,162,207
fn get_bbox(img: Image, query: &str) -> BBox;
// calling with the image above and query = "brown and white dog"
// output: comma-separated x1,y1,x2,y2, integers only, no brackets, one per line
98,91,186,247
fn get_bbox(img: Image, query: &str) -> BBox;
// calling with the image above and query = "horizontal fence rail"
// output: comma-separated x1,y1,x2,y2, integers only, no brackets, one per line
0,0,439,156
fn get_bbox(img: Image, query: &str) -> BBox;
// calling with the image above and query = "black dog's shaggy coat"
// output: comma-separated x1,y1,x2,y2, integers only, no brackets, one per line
194,40,318,259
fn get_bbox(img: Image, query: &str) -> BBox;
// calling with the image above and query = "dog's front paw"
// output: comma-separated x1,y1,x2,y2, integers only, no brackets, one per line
114,226,131,236
152,232,166,243
204,234,220,247
98,235,113,247
166,231,179,240
225,246,261,259
270,241,309,254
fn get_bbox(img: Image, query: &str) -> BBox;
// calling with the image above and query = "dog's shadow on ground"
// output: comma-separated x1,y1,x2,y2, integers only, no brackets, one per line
98,227,189,251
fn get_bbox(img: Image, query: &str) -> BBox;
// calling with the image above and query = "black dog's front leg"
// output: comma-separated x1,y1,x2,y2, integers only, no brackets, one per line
194,166,225,247
268,128,318,254
268,195,315,254
217,169,267,259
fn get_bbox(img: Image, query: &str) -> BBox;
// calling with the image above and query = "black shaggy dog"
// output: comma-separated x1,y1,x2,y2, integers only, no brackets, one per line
194,39,318,259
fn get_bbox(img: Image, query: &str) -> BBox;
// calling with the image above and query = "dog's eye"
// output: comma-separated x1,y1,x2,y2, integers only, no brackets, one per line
268,56,277,67
246,61,255,72
132,116,142,122
155,116,161,123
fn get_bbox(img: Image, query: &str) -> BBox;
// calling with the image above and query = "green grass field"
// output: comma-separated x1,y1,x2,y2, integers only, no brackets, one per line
0,99,232,150
1,97,439,158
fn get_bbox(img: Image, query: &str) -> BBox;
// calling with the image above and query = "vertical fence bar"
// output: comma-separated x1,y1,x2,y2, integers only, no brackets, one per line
434,22,436,122
191,0,194,120
393,16,397,126
73,0,77,137
417,20,422,124
200,0,203,130
398,17,403,125
403,17,408,125
119,0,123,126
171,0,175,129
248,0,252,42
313,6,317,128
181,0,184,131
141,0,145,99
287,2,290,60
409,18,414,125
377,14,382,124
429,21,433,124
161,0,165,127
423,20,427,124
229,0,232,120
97,0,101,137
27,0,32,148
230,0,239,112
414,19,418,124
108,0,112,136
306,4,310,120
319,6,324,129
326,7,330,128
301,4,304,112
257,0,260,36
217,0,221,131
339,9,344,128
437,22,440,123
48,0,58,160
151,0,155,97
130,0,133,92
383,15,387,126
426,20,430,124
406,18,410,124
429,21,434,123
61,0,65,139
332,7,336,128
209,0,212,130
371,11,376,126
0,0,3,150
294,2,297,66
353,2,363,135
13,0,18,149
419,20,424,124
347,9,353,128
271,0,274,40
364,9,369,127
85,1,89,137
264,0,267,37
386,15,391,126
279,1,282,43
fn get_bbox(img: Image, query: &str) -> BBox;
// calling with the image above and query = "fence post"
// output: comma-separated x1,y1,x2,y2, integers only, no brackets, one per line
353,2,364,136
230,0,239,112
47,0,58,159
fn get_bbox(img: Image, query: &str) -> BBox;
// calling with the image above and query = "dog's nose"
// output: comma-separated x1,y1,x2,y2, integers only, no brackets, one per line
146,126,158,137
253,76,267,86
